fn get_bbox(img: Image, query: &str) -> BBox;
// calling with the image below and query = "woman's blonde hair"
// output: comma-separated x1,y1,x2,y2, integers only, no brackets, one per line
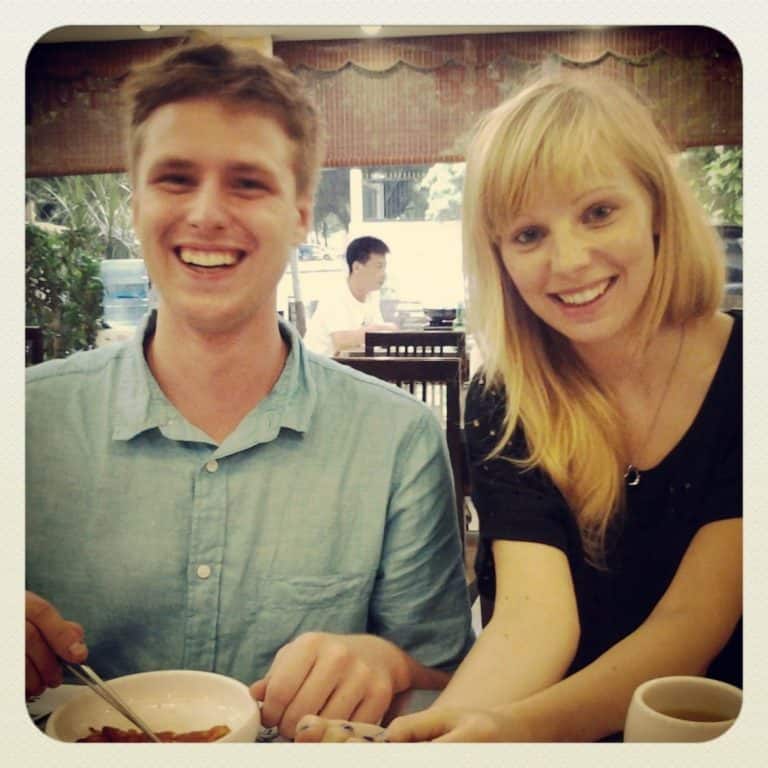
463,72,725,565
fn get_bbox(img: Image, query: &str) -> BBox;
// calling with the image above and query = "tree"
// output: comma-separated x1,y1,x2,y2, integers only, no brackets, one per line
25,172,138,360
312,168,350,243
26,173,139,259
26,224,103,360
419,162,465,221
679,146,742,225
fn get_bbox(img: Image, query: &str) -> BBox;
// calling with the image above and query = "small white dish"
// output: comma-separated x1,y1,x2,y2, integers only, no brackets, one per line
45,669,261,743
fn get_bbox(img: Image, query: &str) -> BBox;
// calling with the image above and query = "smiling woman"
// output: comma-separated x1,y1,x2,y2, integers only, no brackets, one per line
296,69,742,744
498,167,657,349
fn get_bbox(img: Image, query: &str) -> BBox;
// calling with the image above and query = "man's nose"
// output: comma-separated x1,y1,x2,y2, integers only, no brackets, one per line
187,179,228,231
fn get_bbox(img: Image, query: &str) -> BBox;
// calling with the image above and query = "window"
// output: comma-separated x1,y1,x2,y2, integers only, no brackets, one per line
362,166,430,221
678,146,743,310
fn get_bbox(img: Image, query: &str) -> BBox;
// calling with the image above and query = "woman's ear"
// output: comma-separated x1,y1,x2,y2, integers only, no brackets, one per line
652,198,662,237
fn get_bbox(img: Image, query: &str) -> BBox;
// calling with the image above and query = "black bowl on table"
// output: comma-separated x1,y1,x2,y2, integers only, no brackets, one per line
423,308,457,327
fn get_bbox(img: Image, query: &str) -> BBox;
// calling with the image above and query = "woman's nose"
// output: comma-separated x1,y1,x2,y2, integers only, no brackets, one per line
549,228,592,274
187,179,228,231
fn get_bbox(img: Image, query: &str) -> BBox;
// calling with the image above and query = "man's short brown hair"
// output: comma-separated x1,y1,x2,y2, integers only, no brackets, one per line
123,40,325,197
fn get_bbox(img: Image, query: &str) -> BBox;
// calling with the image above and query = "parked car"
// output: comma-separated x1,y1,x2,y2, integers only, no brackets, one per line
297,243,332,261
716,225,742,309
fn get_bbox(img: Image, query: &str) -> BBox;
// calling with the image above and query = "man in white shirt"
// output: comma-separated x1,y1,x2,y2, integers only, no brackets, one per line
304,236,397,356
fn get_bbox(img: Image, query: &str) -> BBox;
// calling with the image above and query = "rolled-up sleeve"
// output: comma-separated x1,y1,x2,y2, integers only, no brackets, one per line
368,408,474,671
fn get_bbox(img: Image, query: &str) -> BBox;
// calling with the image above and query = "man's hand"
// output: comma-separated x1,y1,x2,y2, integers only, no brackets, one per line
25,591,88,698
250,632,410,739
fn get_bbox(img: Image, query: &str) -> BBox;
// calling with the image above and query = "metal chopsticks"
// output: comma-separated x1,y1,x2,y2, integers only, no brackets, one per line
63,663,162,742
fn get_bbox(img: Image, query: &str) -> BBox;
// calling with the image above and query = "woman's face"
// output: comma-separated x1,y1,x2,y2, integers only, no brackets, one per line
497,164,657,352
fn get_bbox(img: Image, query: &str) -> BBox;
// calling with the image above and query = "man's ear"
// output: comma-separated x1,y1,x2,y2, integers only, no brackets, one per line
131,193,140,231
291,195,312,246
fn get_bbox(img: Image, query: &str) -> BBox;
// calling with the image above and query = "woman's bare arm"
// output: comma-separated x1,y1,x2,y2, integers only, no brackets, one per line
433,539,580,709
496,518,742,741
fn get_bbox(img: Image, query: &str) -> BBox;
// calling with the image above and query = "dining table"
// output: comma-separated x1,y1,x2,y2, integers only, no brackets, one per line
29,682,441,742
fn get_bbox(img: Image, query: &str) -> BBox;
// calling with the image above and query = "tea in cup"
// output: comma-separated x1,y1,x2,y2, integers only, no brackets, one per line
624,675,741,742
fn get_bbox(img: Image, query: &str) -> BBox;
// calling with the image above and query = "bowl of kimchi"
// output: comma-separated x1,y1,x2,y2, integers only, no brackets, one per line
45,669,261,743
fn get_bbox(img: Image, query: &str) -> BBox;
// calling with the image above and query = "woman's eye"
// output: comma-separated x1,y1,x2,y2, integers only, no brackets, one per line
584,204,614,223
512,226,543,246
157,174,193,188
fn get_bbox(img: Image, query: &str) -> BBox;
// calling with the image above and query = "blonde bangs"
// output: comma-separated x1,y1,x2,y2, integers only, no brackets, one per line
480,85,648,248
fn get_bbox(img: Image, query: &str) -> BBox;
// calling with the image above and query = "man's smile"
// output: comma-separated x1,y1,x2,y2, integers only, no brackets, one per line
175,246,245,268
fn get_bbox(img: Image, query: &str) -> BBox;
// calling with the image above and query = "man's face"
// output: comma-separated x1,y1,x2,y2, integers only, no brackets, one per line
354,253,388,293
132,98,310,335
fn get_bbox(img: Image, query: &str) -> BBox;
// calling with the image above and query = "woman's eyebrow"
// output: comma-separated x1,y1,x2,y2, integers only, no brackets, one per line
571,185,621,204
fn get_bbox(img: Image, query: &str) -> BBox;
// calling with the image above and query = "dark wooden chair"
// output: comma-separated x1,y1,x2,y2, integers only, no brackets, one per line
333,355,468,554
25,326,44,366
364,330,469,381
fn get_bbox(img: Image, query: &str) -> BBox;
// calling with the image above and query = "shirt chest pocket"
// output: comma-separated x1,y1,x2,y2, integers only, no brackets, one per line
257,572,374,610
240,573,374,676
245,572,375,654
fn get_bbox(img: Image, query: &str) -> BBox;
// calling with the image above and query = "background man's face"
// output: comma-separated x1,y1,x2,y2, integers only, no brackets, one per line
354,253,388,293
132,98,310,334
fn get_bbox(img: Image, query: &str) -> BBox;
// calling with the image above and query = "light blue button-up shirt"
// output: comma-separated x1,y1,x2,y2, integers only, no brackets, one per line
26,313,473,684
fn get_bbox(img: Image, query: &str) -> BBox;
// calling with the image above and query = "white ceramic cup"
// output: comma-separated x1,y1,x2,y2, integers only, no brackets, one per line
624,675,742,742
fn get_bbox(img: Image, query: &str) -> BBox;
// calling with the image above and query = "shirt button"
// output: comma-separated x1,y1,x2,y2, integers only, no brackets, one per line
196,564,212,579
205,459,219,473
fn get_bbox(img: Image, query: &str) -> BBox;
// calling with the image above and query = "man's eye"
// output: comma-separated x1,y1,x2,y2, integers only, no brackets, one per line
584,204,614,223
512,227,543,246
235,178,267,191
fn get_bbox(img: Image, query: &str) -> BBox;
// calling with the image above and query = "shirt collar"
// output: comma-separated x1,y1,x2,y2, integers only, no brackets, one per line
112,311,318,443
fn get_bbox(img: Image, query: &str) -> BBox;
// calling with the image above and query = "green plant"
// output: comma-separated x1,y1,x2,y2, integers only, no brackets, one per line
680,146,743,226
26,173,138,259
419,162,465,221
26,224,104,360
313,168,350,241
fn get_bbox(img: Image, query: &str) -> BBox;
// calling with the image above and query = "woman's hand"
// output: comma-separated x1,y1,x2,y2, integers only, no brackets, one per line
384,707,527,742
294,715,388,742
295,707,532,743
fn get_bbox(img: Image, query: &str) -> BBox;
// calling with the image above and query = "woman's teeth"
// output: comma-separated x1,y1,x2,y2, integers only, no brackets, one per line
556,279,611,306
179,248,239,267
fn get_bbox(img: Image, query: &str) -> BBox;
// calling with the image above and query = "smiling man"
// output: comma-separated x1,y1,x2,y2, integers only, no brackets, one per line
25,41,472,739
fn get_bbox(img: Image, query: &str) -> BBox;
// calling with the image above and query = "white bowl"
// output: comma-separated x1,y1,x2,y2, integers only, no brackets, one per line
45,669,261,743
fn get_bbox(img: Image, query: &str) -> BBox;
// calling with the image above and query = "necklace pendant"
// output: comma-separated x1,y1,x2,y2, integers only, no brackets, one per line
625,464,641,486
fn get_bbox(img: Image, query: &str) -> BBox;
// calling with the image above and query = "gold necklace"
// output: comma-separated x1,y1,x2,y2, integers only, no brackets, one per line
624,324,685,487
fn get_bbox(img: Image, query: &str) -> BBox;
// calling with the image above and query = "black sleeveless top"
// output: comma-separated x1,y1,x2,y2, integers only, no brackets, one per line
467,313,742,691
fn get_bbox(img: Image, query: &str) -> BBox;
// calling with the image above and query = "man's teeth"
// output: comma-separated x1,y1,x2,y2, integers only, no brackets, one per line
179,248,239,267
557,279,611,306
